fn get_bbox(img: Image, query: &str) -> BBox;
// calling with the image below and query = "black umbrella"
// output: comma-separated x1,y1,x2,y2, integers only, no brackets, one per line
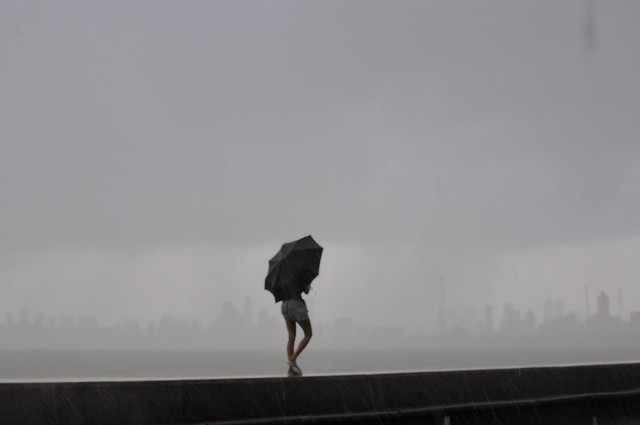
265,235,323,302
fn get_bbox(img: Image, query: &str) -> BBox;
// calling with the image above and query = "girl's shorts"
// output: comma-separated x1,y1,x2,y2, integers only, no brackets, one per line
281,299,309,322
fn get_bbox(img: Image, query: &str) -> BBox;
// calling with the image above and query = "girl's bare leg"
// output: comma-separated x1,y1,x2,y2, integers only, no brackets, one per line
285,319,297,363
291,319,312,364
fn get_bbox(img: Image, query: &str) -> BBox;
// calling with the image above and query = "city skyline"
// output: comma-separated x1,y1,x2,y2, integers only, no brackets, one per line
2,287,638,351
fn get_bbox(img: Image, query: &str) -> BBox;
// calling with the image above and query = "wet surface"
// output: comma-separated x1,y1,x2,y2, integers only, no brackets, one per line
2,362,640,425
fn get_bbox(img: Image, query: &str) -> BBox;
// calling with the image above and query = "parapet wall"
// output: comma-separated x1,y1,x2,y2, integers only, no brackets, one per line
2,362,640,424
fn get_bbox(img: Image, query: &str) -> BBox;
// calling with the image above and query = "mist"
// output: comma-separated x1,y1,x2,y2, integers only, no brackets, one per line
2,1,640,362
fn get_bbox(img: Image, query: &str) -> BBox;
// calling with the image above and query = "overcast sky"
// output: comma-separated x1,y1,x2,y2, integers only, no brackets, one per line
2,1,640,333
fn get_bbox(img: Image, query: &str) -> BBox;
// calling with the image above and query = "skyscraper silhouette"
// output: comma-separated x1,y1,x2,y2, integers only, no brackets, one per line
597,291,610,317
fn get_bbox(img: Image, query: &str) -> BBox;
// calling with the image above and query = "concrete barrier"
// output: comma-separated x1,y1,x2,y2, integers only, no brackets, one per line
2,362,640,424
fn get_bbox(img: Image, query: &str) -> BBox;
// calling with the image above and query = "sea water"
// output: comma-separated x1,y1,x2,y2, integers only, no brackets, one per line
2,347,640,381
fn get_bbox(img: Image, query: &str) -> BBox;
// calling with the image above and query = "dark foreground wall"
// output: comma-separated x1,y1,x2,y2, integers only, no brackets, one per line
2,363,640,425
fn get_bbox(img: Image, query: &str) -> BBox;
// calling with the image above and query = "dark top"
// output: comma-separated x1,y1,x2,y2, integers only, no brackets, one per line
284,289,304,302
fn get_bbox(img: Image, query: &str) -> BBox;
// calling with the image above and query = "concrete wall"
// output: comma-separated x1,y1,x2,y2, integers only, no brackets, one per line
2,363,640,424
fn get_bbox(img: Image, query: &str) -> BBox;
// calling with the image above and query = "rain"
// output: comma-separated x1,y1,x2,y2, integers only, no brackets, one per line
2,0,640,412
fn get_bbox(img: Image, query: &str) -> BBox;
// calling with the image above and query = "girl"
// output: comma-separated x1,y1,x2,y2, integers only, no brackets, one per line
281,284,312,376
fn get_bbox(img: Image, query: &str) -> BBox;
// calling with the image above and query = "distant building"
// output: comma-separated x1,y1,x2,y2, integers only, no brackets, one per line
597,291,610,317
524,309,536,334
585,291,622,333
215,302,242,326
501,303,520,335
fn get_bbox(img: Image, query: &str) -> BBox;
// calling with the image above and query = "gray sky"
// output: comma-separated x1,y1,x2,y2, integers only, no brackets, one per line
2,1,640,332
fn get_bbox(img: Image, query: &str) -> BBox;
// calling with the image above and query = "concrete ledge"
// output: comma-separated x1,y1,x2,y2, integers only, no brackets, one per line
2,363,640,424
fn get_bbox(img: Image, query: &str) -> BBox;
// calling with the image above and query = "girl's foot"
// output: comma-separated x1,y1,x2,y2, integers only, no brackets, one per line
287,361,303,376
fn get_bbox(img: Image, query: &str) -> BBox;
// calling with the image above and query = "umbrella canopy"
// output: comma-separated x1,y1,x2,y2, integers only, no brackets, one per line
265,235,323,302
